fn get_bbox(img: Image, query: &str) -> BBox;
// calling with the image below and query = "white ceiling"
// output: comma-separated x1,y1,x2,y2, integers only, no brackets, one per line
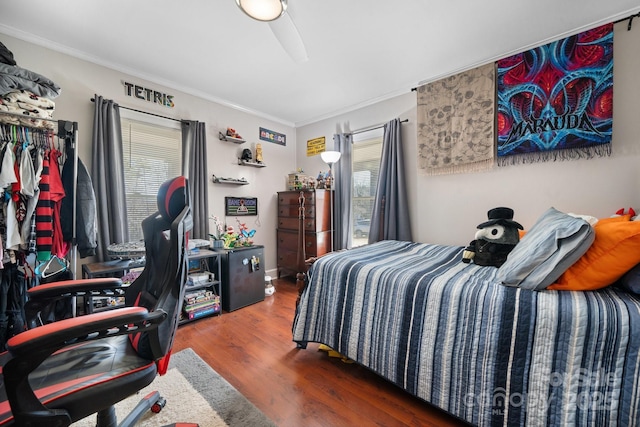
1,1,639,127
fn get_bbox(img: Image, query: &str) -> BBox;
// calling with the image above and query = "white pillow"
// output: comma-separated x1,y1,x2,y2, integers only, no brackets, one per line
496,207,595,290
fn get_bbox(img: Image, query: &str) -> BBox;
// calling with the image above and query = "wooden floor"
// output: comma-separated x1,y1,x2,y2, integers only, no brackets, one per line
173,278,469,427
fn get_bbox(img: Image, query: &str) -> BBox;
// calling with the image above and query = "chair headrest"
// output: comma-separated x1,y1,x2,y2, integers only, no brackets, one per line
157,176,190,222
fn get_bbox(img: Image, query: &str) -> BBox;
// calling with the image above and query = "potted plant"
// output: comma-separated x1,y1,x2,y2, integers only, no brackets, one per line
209,215,226,249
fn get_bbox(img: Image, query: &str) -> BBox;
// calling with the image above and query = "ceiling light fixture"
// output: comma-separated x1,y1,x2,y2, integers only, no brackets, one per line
235,0,287,22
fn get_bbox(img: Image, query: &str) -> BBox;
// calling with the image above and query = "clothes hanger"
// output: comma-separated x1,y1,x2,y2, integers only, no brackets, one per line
35,255,69,279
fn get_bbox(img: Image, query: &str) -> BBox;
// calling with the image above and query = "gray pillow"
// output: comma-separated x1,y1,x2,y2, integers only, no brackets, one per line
496,207,595,290
618,263,640,295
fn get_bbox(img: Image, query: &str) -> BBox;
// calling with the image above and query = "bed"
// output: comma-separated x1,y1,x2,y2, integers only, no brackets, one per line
292,237,640,426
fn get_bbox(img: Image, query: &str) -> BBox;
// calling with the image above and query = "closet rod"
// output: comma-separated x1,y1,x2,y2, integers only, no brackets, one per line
90,98,182,123
348,118,408,136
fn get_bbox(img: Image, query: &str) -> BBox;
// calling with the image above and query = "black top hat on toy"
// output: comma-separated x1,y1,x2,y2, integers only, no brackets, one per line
477,207,523,230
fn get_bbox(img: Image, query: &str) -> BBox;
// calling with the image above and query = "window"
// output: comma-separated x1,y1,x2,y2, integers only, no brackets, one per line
121,116,182,241
351,129,383,247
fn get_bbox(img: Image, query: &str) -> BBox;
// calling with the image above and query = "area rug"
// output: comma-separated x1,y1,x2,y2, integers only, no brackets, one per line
71,348,276,427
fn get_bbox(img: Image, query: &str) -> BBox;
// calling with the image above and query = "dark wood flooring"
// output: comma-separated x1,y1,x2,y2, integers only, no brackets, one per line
173,278,469,427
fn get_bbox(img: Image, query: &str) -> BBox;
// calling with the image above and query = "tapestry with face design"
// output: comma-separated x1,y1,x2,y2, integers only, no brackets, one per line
416,62,495,175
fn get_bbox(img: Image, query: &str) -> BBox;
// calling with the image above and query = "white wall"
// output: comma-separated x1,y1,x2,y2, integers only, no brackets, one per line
1,33,297,276
297,21,640,246
4,19,640,271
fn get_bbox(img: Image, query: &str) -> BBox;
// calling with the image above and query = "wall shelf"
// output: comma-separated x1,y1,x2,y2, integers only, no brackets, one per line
219,131,246,144
237,159,266,168
212,175,249,185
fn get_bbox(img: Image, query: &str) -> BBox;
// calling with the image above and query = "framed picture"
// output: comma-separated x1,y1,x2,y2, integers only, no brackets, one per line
225,197,258,216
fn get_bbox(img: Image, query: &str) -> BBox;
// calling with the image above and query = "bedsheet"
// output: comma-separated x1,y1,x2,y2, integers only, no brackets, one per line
292,240,640,426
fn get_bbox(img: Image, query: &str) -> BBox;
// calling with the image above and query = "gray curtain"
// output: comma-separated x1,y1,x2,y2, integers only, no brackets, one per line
333,133,352,250
91,95,129,261
369,118,412,243
181,121,209,239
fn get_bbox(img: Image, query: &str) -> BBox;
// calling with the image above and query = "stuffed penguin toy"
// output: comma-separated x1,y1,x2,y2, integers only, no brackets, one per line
462,207,523,267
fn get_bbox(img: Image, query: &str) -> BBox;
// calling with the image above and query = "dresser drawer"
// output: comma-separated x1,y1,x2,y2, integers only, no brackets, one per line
278,190,316,206
278,205,316,218
277,229,312,253
277,249,301,270
278,216,316,231
276,229,330,257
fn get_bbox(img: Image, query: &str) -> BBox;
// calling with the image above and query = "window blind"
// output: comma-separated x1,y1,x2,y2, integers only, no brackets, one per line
351,135,382,245
121,118,182,241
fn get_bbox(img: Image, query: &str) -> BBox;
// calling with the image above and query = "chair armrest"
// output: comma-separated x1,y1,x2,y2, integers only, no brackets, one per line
27,277,124,300
4,307,166,427
7,307,164,357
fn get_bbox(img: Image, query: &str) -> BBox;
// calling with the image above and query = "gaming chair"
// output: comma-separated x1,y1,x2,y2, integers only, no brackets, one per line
0,176,197,426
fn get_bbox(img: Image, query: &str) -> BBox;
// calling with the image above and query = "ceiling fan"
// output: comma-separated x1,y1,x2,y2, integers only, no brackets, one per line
235,0,308,63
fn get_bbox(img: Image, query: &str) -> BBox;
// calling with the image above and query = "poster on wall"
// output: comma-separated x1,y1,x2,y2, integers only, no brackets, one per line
259,127,286,146
306,137,326,156
225,197,258,216
496,23,613,165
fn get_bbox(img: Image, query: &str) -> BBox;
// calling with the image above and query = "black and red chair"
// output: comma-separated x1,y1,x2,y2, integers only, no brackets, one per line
0,176,198,426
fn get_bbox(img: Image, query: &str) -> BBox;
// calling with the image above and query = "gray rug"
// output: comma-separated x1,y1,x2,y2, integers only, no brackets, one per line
72,348,276,427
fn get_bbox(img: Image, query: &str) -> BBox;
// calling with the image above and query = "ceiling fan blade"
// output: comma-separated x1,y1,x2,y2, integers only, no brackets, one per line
268,12,308,63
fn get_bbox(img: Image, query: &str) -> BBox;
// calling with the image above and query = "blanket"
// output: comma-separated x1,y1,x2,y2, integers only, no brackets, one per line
293,240,640,426
0,90,55,128
0,63,61,99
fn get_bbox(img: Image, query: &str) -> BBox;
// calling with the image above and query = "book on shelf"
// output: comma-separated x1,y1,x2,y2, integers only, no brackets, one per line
184,297,220,313
184,290,218,305
186,304,220,320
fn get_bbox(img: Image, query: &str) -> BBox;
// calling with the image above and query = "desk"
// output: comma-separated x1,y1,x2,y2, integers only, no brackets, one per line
82,259,145,279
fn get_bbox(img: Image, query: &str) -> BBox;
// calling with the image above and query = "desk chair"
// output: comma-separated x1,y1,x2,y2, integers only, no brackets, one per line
0,176,198,427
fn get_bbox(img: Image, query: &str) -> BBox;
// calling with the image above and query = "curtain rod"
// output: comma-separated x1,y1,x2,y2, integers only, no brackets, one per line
614,11,640,30
90,98,182,123
409,12,640,93
348,118,408,136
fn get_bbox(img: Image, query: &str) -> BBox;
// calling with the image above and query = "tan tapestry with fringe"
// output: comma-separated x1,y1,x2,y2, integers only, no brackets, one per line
417,63,495,175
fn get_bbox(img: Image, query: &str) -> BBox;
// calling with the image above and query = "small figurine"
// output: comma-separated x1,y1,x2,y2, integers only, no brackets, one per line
223,225,238,249
241,148,252,163
255,143,264,163
325,170,332,189
226,127,242,139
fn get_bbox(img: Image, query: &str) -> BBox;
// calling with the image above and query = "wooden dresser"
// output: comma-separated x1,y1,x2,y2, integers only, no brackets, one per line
277,189,332,278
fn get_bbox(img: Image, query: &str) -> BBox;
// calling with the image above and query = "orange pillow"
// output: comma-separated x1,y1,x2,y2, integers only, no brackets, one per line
548,217,640,291
596,214,631,224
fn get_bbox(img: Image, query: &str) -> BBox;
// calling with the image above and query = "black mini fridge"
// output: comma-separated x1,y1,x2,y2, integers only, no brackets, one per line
219,245,265,311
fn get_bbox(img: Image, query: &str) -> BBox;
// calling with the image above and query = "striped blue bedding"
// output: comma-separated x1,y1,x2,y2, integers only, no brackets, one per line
292,240,640,426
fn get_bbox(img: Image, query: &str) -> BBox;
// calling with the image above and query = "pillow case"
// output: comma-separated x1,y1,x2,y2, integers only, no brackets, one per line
496,207,594,291
548,218,640,291
617,262,640,295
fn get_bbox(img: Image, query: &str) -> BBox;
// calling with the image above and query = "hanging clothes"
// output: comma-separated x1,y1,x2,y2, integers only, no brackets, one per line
5,138,23,250
0,141,17,196
19,144,39,251
60,150,97,258
35,149,52,261
49,147,66,258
